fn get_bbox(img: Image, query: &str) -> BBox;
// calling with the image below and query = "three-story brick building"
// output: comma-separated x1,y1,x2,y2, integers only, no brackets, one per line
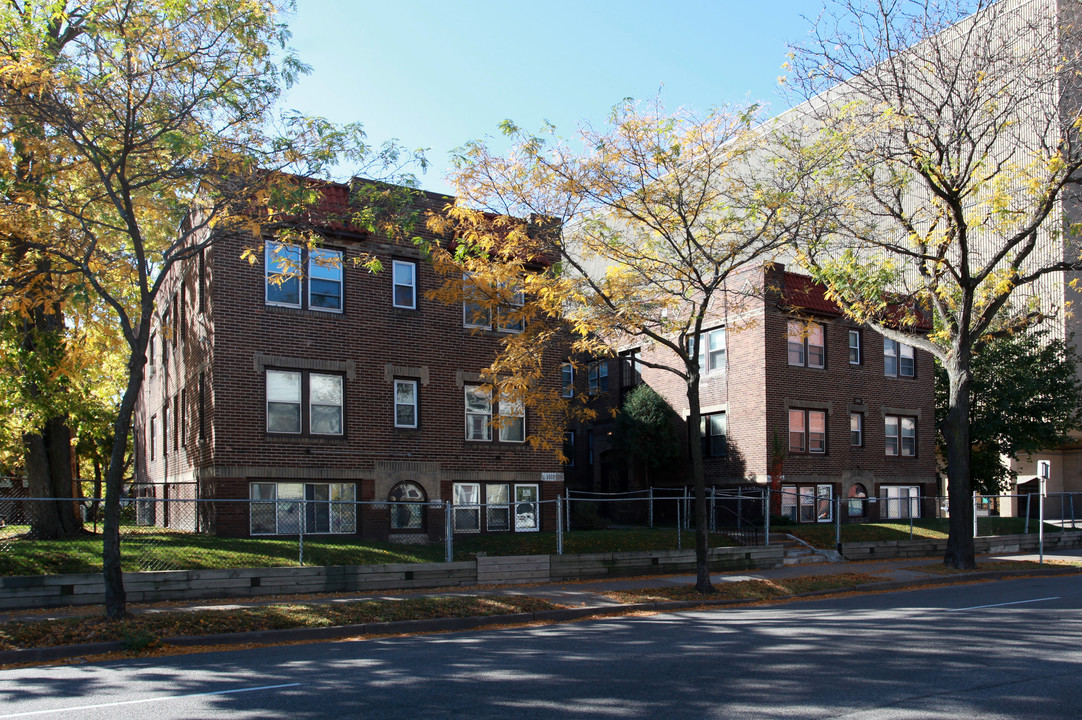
133,182,564,539
563,263,937,523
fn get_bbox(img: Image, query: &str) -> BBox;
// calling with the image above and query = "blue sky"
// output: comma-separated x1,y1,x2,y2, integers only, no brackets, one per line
284,1,818,194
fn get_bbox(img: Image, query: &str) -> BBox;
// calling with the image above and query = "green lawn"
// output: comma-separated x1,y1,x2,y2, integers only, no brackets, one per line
784,517,1065,548
0,527,740,576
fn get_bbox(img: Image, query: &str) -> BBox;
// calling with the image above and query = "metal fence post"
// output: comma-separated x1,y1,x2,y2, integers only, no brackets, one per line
709,487,716,533
565,488,571,532
835,495,841,553
648,487,654,528
1039,490,1045,564
972,492,978,538
676,497,682,551
556,496,564,556
1025,494,1032,534
444,501,453,563
298,499,306,566
764,487,771,547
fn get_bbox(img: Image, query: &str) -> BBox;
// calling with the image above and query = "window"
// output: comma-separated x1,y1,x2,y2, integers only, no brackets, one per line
198,248,206,312
789,409,826,454
848,483,867,518
689,328,726,374
180,284,187,344
173,395,179,452
392,260,417,309
180,389,187,448
250,482,356,535
162,310,169,365
563,431,575,466
781,484,834,523
515,485,540,531
465,385,492,440
850,412,863,446
884,415,916,457
198,373,206,441
389,482,426,531
486,484,511,531
453,482,481,532
149,416,156,462
266,370,343,436
884,338,915,377
700,412,727,458
462,274,492,328
882,485,920,519
788,321,825,368
498,395,525,443
588,360,609,394
561,363,574,398
848,329,861,364
162,403,169,457
620,348,642,389
587,429,594,465
265,241,343,311
497,282,524,332
309,248,344,310
265,241,301,307
394,379,419,428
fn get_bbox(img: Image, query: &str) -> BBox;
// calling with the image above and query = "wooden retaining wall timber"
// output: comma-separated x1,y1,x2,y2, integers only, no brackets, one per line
0,545,786,610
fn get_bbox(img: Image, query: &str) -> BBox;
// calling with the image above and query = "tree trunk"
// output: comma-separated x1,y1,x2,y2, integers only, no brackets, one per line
102,317,151,619
943,361,976,569
24,416,79,538
686,374,714,594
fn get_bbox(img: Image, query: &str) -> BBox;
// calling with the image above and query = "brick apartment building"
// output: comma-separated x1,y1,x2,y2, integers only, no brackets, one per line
132,181,564,539
563,263,937,523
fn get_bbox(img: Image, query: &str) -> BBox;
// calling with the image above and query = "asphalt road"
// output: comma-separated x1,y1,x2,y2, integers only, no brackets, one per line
1,575,1080,719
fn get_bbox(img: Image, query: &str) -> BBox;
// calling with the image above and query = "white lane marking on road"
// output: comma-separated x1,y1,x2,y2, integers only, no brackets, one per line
947,596,1060,612
0,682,303,718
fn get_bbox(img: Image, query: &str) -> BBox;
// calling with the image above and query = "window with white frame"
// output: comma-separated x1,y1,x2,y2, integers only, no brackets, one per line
394,379,419,428
497,282,524,332
389,481,426,530
788,320,825,368
515,485,539,531
688,328,726,374
850,412,863,446
250,481,356,535
561,363,574,398
884,338,915,377
392,260,417,309
266,369,343,436
781,483,834,523
498,395,525,443
848,329,862,364
265,242,343,311
588,360,609,394
486,484,511,531
462,274,492,328
882,485,920,519
308,247,343,310
789,409,827,454
453,482,480,531
884,415,917,456
700,412,727,457
464,385,492,440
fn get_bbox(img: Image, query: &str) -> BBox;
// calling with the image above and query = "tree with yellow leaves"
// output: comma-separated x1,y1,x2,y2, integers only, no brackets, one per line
430,99,816,594
0,0,423,617
781,0,1082,568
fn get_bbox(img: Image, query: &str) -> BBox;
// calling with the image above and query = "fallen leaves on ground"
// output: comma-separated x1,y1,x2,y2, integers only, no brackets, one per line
600,573,880,604
0,595,561,651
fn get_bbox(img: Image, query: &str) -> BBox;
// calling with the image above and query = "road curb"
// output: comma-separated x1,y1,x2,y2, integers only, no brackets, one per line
2,564,1078,666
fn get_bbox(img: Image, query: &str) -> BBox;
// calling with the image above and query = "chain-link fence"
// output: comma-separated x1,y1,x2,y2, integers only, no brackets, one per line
3,483,1080,576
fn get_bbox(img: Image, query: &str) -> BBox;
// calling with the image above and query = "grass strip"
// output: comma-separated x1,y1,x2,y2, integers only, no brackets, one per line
0,595,560,651
600,572,881,604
